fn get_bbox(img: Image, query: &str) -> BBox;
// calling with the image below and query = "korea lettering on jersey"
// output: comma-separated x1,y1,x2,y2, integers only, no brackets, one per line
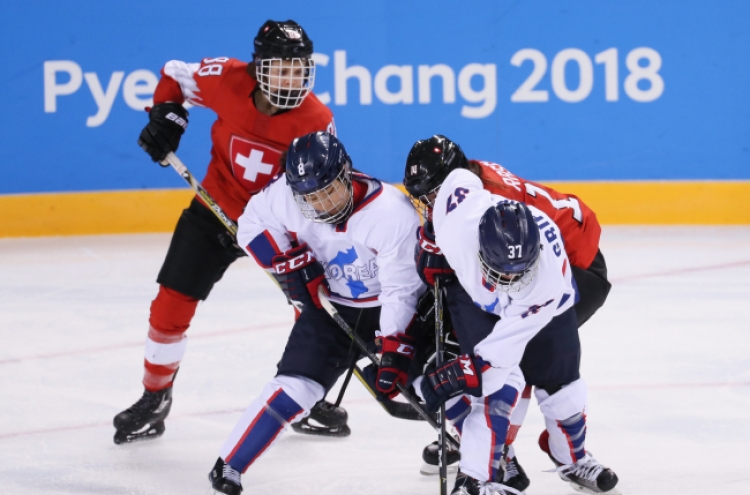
236,174,423,337
433,169,576,391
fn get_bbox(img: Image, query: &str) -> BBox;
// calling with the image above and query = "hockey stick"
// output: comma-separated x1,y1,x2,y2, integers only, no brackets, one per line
434,277,448,495
160,152,417,424
334,358,356,408
161,152,238,236
350,365,432,421
317,287,460,450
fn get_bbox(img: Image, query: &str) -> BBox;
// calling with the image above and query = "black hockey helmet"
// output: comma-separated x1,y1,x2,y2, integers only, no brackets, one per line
478,201,541,292
253,20,315,109
253,20,313,60
403,135,469,207
286,132,353,224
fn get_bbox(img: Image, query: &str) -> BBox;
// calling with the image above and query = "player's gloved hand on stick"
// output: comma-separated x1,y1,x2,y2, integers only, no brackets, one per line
376,334,416,399
360,363,391,402
415,222,455,286
271,244,328,310
137,102,189,163
421,353,483,412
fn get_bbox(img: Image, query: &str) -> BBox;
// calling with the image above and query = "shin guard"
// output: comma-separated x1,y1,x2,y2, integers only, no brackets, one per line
535,379,588,465
220,375,324,473
143,285,198,391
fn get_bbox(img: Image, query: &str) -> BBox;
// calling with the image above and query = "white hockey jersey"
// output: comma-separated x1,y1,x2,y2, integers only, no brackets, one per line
433,169,577,391
237,173,424,337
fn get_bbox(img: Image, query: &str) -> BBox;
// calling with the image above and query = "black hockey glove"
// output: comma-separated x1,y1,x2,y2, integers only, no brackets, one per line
415,222,455,286
421,354,483,413
137,102,189,163
376,334,416,399
271,244,328,310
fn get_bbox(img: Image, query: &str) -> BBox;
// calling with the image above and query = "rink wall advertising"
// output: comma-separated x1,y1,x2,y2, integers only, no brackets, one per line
1,0,749,236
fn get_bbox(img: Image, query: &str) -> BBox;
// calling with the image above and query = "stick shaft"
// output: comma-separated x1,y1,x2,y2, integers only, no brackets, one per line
162,152,238,236
434,278,448,495
334,358,356,408
318,287,460,450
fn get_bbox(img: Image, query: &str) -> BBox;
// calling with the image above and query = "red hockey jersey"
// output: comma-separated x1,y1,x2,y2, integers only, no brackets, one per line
473,160,601,269
153,57,335,220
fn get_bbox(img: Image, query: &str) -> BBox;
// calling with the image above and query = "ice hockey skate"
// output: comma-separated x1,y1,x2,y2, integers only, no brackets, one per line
112,387,172,444
502,455,530,492
539,430,620,494
290,399,351,437
451,472,524,495
419,440,460,475
208,457,242,495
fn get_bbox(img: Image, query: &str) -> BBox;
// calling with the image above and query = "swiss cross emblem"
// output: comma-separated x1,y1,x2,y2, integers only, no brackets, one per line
229,136,282,192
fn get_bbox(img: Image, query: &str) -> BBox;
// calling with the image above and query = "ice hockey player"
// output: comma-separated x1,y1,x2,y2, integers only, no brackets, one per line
207,131,424,495
112,20,346,445
405,136,619,494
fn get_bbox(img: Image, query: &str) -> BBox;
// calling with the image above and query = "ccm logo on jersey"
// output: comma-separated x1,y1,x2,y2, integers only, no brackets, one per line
274,252,314,274
165,112,188,130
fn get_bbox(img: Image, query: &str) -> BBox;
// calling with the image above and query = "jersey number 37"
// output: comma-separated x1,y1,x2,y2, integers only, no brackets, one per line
446,187,470,213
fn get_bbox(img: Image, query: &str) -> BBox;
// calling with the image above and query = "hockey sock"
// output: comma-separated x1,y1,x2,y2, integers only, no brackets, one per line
535,379,588,465
458,384,518,482
220,376,324,473
445,395,472,435
505,384,532,446
143,285,199,391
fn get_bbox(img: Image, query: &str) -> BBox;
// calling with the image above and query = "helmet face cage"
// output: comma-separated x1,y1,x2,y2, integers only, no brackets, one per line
408,184,440,220
478,253,539,293
292,166,353,224
256,57,315,109
404,135,468,218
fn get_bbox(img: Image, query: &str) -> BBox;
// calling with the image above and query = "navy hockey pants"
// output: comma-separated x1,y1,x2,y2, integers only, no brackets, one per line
276,303,380,392
444,281,580,391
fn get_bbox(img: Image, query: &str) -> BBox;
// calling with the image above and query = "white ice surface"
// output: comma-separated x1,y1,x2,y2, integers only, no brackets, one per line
1,227,749,495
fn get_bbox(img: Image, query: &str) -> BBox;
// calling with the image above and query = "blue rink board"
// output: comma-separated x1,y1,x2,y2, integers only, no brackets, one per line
1,0,749,194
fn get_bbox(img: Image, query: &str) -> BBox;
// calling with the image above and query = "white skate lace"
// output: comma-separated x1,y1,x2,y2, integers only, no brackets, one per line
478,481,524,495
504,458,519,480
222,463,241,486
548,453,604,483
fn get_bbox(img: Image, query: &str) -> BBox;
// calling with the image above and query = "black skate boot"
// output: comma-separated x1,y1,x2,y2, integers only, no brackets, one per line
539,430,619,494
502,455,530,492
419,440,460,475
208,457,242,495
452,472,522,495
113,387,172,444
451,472,480,495
291,399,351,437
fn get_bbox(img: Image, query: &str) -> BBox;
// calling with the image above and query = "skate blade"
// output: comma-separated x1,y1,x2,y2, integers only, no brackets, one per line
113,421,165,444
419,462,459,476
569,482,621,495
290,421,351,438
